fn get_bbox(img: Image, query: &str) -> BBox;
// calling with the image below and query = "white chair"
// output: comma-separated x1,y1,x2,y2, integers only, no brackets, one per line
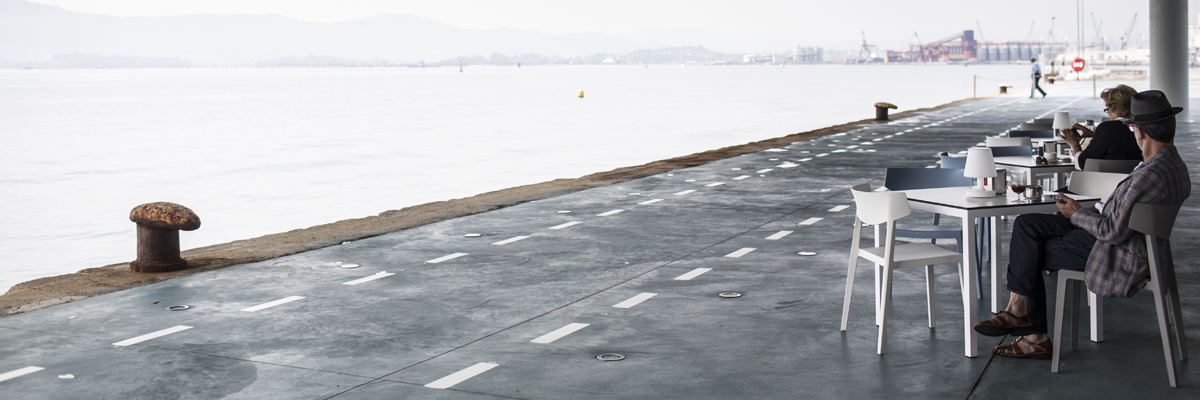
1062,170,1130,342
1083,158,1142,174
841,183,963,354
986,136,1032,147
1052,202,1187,387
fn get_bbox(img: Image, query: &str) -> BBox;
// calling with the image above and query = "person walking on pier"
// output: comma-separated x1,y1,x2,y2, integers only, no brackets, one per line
973,90,1190,358
1030,57,1047,98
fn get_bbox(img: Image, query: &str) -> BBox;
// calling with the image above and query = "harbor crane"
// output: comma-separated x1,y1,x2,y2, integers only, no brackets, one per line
858,31,879,62
1091,12,1105,50
976,21,984,41
1027,21,1036,41
1120,14,1137,50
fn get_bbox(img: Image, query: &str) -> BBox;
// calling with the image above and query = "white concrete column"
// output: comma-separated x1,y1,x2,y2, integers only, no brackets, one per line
1150,0,1189,110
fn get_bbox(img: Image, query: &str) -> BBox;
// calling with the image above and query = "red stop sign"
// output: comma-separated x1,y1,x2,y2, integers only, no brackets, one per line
1072,57,1085,72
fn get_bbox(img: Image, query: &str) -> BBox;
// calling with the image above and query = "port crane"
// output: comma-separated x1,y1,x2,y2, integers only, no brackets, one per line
858,32,879,62
1091,12,1105,50
1119,14,1138,50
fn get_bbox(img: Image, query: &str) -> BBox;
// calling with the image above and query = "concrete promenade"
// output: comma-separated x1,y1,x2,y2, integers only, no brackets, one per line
1,85,1198,399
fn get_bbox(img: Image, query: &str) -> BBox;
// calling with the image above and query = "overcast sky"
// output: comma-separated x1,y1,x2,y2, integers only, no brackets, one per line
24,0,1198,50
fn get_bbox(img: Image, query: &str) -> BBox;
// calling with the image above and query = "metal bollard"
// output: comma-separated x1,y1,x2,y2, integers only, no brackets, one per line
129,202,201,273
874,102,897,121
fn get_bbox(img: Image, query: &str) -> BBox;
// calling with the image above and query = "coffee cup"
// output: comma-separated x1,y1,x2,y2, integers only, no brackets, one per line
1045,152,1058,163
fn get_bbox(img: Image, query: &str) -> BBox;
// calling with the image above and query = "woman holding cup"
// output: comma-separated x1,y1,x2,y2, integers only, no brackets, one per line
1057,84,1143,170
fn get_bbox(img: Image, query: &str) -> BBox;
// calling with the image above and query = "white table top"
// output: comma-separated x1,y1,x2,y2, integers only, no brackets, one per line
993,156,1075,169
901,186,1097,211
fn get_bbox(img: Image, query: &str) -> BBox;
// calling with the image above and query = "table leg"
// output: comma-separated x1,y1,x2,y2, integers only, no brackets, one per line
962,216,979,358
874,225,882,326
990,216,1001,314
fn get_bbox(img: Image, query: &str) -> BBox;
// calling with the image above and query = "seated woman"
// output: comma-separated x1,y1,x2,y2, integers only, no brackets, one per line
1059,84,1142,169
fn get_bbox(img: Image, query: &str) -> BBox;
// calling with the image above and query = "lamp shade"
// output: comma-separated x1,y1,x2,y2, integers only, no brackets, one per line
963,147,996,178
1052,111,1073,129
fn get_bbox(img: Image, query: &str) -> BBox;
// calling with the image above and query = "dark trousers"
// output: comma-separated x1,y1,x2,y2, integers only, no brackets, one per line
1032,75,1047,97
1006,213,1094,333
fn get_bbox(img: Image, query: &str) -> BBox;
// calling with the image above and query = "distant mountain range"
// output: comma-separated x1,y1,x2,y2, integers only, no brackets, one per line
0,0,772,67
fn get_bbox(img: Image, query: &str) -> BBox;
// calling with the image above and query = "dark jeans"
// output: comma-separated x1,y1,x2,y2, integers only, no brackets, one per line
1006,213,1095,334
1032,75,1047,97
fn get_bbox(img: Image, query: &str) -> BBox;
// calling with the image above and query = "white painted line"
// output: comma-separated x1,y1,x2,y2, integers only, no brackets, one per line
491,235,531,245
425,362,499,389
597,209,625,217
732,175,751,180
530,323,590,344
799,217,823,226
705,182,725,187
242,296,305,312
846,145,859,149
112,325,193,347
673,190,697,196
638,199,664,205
343,272,395,286
549,221,581,230
764,148,788,152
778,162,799,168
724,247,757,258
815,153,829,157
765,231,793,240
828,205,850,212
756,169,773,173
832,149,847,153
427,252,468,261
0,366,44,383
798,158,813,162
872,138,884,142
674,268,712,281
894,132,905,135
612,293,657,308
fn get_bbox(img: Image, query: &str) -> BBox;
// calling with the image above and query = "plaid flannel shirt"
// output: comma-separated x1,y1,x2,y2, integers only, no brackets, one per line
1072,146,1190,297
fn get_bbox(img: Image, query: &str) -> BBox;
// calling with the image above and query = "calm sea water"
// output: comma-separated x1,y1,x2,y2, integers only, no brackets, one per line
0,64,1032,293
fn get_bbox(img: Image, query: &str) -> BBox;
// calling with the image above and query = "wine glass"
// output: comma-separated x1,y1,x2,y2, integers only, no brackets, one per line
1008,171,1027,201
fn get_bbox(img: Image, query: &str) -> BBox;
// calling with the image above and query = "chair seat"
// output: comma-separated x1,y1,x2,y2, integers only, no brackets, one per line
895,223,961,239
858,243,962,269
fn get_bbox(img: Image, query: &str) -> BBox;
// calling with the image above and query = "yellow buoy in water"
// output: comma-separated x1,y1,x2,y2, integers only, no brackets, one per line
577,89,584,98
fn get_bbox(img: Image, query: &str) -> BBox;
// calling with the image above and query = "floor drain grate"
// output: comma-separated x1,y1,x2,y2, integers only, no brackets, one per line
718,292,743,298
596,354,626,361
165,305,189,311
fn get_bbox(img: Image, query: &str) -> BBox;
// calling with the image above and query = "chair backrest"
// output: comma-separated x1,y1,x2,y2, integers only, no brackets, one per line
986,136,1032,147
1019,123,1053,130
851,187,911,225
1032,118,1054,124
1128,202,1183,240
1008,129,1056,139
939,155,967,169
1068,171,1128,201
851,182,871,192
884,168,973,191
1083,158,1142,174
989,145,1033,157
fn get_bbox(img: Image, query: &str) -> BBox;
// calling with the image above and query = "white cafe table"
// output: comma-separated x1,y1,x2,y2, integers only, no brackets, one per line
994,156,1077,190
899,186,1098,358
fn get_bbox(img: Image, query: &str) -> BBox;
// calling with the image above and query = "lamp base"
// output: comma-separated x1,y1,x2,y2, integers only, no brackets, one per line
966,186,995,198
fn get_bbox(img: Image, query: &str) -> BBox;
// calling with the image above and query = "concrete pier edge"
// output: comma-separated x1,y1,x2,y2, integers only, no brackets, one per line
0,95,989,318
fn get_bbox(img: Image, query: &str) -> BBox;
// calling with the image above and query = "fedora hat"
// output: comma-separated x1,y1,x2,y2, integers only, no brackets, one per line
1124,90,1183,125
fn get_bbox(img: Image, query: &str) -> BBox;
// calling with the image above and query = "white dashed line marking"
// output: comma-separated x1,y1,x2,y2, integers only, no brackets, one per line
491,236,530,245
0,367,44,383
638,199,664,205
427,252,469,263
756,169,774,173
765,231,793,240
549,221,582,230
113,325,193,346
530,323,590,344
674,268,712,280
799,217,823,226
732,175,751,180
828,205,850,212
832,149,847,153
613,293,658,308
425,363,499,389
815,153,829,157
798,158,813,161
343,272,395,285
725,247,757,258
705,182,725,187
597,210,625,217
674,190,697,196
242,296,305,312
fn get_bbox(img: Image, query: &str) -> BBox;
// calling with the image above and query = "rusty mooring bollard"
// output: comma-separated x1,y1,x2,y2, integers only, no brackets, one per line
874,102,897,121
129,202,201,273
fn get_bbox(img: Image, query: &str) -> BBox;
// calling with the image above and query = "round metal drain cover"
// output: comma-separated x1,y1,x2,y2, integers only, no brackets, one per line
596,353,626,361
464,233,482,237
340,263,360,269
797,252,818,256
718,292,743,298
166,305,189,311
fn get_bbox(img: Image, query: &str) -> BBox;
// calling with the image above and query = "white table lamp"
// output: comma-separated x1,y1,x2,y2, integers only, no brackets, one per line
1052,112,1073,130
964,147,997,198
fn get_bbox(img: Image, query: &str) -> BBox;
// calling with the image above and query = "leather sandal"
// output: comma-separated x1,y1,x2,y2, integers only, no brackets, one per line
973,310,1035,337
993,336,1053,359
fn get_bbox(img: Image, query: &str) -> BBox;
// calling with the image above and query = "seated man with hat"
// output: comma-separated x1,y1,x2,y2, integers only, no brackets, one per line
973,90,1191,358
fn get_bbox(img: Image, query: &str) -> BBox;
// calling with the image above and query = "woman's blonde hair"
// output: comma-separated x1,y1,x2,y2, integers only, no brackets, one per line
1100,84,1137,118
